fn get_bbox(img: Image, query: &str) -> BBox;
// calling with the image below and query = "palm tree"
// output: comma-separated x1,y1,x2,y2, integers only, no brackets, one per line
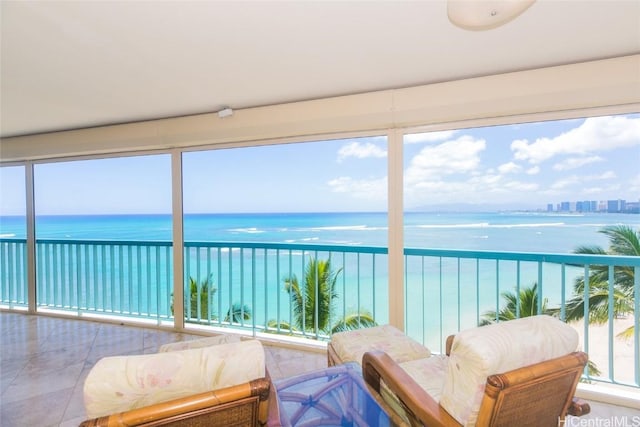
186,275,214,320
225,302,252,324
480,282,601,377
565,225,638,339
480,283,552,325
269,256,376,335
172,274,252,323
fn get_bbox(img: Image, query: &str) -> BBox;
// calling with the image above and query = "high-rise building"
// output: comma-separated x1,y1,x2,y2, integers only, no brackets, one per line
607,199,625,213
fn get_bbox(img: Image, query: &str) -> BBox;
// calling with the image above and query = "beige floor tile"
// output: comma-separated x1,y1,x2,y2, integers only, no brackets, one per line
2,360,84,404
0,386,74,427
0,311,633,426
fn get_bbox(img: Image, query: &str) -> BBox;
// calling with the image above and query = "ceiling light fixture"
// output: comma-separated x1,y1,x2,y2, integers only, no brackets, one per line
217,107,233,118
447,0,536,31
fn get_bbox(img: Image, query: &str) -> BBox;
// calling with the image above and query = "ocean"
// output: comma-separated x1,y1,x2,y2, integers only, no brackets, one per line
1,211,638,343
1,211,638,253
2,211,637,382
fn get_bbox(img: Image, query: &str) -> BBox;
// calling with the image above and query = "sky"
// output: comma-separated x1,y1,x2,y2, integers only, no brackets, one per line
0,113,638,215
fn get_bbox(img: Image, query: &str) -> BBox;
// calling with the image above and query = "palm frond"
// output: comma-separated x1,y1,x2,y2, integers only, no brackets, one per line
331,311,377,333
224,302,252,323
265,320,297,334
600,225,640,256
280,256,376,335
617,325,634,340
568,225,637,338
480,283,551,325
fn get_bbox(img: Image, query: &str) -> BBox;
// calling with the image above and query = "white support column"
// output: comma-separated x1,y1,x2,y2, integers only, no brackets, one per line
387,129,405,331
25,161,37,313
171,150,185,331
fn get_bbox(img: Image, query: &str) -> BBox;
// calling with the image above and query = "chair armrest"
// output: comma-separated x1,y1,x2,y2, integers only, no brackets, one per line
568,398,591,417
266,368,282,427
362,351,461,427
445,335,454,356
80,377,271,427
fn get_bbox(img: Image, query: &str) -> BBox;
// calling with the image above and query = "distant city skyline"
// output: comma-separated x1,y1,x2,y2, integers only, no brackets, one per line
546,197,639,214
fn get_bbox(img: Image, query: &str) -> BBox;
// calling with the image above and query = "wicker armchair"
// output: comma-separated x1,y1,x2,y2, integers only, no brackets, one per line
80,338,274,427
79,377,273,427
361,316,590,426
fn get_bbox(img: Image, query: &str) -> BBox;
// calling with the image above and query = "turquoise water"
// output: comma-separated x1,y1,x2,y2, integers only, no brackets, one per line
1,211,638,252
1,212,638,341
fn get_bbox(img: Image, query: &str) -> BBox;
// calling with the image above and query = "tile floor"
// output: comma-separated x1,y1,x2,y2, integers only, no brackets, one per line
0,311,326,427
1,311,638,426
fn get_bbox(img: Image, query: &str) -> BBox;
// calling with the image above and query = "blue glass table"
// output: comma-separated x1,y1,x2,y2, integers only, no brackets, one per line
274,362,391,427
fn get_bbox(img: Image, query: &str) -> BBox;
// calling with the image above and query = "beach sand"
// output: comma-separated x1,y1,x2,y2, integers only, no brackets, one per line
570,316,637,385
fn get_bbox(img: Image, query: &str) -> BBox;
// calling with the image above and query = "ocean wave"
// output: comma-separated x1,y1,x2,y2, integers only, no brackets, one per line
492,222,566,228
280,237,321,243
228,227,265,234
415,222,566,229
416,222,490,229
0,233,16,238
217,247,242,253
308,225,368,231
326,240,362,245
307,225,387,232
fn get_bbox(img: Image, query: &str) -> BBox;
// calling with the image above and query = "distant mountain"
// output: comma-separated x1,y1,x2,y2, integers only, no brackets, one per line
406,202,541,213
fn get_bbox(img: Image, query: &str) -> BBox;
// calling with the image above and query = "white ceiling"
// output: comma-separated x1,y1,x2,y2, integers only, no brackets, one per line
1,0,639,139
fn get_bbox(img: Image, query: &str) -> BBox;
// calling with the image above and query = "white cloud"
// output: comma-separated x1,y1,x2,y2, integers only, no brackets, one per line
404,135,486,186
582,183,621,195
405,174,540,207
404,130,458,144
552,155,603,171
337,142,387,162
550,171,617,190
327,176,387,200
526,166,540,175
629,173,640,194
406,179,477,205
466,174,538,192
550,176,581,190
511,115,640,164
596,171,617,180
501,181,539,191
497,162,521,174
469,173,502,185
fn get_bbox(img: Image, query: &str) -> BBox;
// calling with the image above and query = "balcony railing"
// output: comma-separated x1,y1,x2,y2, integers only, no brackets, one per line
1,237,638,389
404,248,640,388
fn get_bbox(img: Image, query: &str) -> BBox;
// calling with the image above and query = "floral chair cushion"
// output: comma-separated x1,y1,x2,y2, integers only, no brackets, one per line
331,324,431,365
381,355,448,425
158,334,241,352
439,315,579,426
83,339,265,419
